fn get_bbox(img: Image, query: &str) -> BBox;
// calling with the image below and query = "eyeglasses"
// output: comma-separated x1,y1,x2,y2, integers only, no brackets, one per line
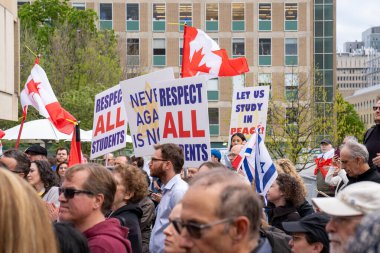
150,157,168,163
373,106,380,111
171,218,233,239
59,187,94,199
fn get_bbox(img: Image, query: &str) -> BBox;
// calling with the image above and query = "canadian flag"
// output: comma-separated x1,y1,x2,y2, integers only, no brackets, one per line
182,25,249,77
20,59,77,135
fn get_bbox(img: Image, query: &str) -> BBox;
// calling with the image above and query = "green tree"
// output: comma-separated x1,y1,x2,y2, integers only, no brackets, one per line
333,92,365,145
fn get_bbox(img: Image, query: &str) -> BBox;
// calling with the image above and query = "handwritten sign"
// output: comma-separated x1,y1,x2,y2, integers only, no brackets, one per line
228,86,270,143
119,69,175,156
155,76,210,167
91,85,127,159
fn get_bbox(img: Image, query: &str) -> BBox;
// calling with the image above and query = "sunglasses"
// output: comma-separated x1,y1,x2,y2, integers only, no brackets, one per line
373,106,380,111
59,187,94,199
171,218,233,239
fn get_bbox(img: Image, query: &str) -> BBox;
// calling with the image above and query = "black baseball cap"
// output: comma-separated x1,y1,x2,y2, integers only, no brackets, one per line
320,139,332,145
282,213,329,250
25,144,47,156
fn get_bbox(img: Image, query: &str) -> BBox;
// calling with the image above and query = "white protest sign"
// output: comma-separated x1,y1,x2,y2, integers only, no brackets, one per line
91,85,127,159
228,86,270,144
119,69,175,156
155,76,211,167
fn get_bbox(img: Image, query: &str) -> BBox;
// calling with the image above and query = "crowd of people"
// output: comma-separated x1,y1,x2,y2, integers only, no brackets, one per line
0,97,379,253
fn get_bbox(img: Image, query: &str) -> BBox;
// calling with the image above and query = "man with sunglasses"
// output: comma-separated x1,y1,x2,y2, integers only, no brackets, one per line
149,143,188,253
178,169,271,253
364,96,380,171
58,163,132,253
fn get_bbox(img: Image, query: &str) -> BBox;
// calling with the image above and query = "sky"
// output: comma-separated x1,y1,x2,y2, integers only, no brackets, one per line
337,0,380,51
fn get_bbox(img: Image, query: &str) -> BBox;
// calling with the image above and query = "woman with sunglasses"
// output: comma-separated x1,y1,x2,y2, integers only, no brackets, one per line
163,203,186,253
27,160,60,207
56,161,68,186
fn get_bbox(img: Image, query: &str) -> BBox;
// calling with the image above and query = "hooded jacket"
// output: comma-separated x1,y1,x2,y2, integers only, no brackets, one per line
83,218,132,253
109,203,143,253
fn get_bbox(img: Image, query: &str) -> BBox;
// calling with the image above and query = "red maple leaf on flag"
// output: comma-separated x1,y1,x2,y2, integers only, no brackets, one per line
189,48,211,74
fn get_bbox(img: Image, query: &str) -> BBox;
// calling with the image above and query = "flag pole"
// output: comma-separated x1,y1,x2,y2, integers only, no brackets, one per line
15,106,27,149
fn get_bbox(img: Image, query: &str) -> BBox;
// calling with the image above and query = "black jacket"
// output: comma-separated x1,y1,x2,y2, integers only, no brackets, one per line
347,168,380,185
268,204,300,233
110,203,143,253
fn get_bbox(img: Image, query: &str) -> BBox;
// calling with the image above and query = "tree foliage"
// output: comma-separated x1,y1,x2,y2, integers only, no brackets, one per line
333,92,365,145
266,71,333,170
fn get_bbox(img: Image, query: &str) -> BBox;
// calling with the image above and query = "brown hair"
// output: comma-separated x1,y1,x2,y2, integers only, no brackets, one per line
274,158,307,197
275,173,305,207
65,163,116,214
154,143,184,174
114,164,149,203
0,169,58,253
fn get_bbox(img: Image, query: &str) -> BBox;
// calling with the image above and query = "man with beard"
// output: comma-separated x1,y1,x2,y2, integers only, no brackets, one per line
149,143,188,253
364,96,380,171
312,181,380,253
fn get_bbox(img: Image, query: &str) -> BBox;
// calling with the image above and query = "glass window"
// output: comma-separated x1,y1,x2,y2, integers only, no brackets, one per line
232,38,245,57
153,3,165,21
126,4,139,21
179,3,192,24
232,3,244,21
258,73,271,86
285,73,299,101
127,39,139,66
153,39,165,55
259,3,271,20
72,3,85,10
179,38,183,66
100,3,112,20
206,3,218,21
233,74,245,90
209,108,219,124
286,107,297,124
285,3,297,20
285,38,297,55
207,78,219,101
259,39,271,55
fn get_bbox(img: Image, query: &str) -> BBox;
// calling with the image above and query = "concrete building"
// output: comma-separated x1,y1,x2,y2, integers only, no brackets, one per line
336,52,368,98
345,85,380,129
0,0,19,121
343,41,364,53
362,26,380,52
18,0,336,146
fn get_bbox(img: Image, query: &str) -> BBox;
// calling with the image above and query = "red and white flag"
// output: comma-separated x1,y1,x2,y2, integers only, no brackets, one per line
20,59,76,135
68,124,82,167
0,129,4,139
314,148,335,178
182,25,249,78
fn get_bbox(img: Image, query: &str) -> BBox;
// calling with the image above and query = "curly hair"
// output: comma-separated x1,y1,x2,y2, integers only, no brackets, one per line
276,173,304,207
114,164,148,204
32,160,59,189
274,158,307,198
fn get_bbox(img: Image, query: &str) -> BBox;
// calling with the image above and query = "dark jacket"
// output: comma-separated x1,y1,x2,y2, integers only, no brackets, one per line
83,218,132,253
364,125,380,170
347,168,380,185
109,203,143,253
251,238,272,253
268,204,301,232
297,199,315,217
139,197,156,253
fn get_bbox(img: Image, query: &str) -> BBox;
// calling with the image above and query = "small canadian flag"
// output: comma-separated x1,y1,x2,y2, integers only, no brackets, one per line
20,58,77,135
181,25,249,78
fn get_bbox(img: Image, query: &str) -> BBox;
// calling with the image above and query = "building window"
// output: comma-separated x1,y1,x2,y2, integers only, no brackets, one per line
258,73,272,97
259,3,271,31
208,108,219,136
207,78,219,101
72,3,85,10
100,3,112,30
179,38,183,66
232,38,245,58
285,73,299,101
153,3,165,32
233,74,245,90
153,38,166,66
285,3,297,31
232,3,245,31
127,39,139,66
206,3,218,32
285,38,298,66
126,4,139,31
286,107,298,126
259,38,271,66
179,3,192,32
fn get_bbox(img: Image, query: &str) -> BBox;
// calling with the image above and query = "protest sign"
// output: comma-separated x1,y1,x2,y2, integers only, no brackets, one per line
120,69,175,156
91,85,127,159
228,86,270,144
155,76,211,167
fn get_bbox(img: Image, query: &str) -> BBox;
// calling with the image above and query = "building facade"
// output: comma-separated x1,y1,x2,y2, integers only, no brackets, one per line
362,26,380,52
0,0,19,121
